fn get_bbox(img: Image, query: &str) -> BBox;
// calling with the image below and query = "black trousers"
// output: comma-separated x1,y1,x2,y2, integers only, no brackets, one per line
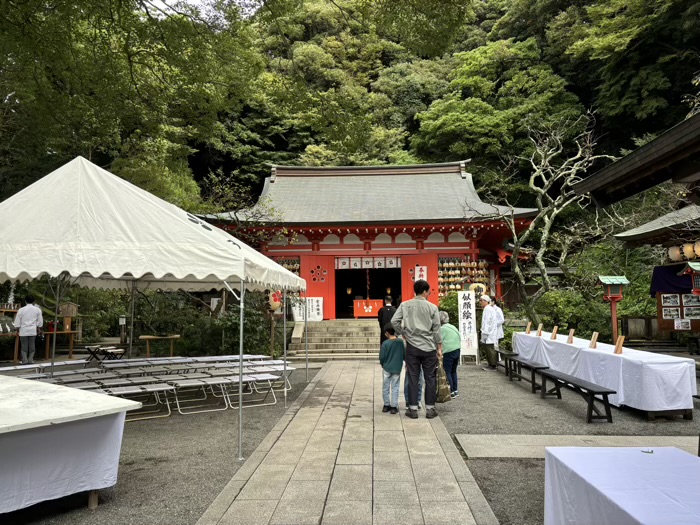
405,343,437,408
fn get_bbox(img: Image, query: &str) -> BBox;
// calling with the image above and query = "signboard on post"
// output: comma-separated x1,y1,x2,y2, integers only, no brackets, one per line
291,297,324,322
457,290,479,362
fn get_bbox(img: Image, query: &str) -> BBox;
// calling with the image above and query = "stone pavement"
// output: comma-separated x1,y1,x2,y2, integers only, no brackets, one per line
456,434,699,458
197,360,498,525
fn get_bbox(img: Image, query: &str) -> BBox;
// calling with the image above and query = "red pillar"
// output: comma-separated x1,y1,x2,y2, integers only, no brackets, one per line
610,300,618,342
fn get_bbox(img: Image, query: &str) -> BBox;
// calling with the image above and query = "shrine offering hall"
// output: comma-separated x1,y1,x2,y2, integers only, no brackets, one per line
216,162,535,320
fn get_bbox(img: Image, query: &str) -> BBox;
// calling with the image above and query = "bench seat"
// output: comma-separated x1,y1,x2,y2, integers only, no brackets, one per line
540,368,616,423
507,355,549,393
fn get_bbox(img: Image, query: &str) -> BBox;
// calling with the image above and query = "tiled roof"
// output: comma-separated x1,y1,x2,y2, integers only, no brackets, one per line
598,276,630,285
221,162,536,225
615,205,700,242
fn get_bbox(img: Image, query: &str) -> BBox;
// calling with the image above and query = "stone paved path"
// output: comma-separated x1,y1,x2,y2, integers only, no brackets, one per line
456,433,699,458
197,361,498,525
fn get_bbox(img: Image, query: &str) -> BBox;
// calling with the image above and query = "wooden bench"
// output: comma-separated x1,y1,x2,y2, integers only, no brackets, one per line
495,348,518,376
540,369,616,423
507,355,549,393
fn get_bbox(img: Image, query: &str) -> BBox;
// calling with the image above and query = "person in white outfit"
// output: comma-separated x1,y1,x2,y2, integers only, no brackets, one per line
14,295,43,364
492,299,505,350
479,295,499,371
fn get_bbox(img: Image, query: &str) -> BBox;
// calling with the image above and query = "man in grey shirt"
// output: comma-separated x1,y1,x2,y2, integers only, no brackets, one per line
391,280,442,419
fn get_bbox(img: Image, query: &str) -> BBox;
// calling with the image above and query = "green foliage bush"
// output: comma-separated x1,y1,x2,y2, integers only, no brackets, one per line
534,289,612,342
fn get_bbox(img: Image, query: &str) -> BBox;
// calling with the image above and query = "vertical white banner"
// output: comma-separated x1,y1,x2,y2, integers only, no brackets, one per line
458,290,479,358
415,265,428,282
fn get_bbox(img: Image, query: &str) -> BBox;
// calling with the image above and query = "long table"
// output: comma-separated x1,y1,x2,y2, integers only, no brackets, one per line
513,332,697,414
0,376,141,513
545,447,700,525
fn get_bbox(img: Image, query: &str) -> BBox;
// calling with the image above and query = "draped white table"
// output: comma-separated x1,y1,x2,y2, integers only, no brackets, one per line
545,447,700,525
0,376,140,513
512,332,697,411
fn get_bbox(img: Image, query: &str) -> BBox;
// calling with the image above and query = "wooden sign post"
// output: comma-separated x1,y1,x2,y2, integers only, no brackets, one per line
525,322,532,334
567,329,575,344
536,323,543,336
614,335,625,354
589,332,599,349
550,326,558,339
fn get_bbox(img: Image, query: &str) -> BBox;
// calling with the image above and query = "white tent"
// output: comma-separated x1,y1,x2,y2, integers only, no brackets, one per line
0,156,306,459
0,156,305,292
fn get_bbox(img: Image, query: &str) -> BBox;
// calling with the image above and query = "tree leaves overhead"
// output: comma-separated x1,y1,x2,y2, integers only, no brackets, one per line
0,0,698,210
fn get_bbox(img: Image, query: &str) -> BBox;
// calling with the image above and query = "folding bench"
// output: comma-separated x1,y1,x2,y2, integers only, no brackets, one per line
167,378,230,415
224,374,277,408
105,384,175,421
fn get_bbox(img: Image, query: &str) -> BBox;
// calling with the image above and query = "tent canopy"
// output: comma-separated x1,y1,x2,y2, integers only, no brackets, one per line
0,157,306,292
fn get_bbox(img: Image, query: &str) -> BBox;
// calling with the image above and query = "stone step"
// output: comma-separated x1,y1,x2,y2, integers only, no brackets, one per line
306,326,380,334
290,342,380,350
297,336,379,344
287,353,379,362
302,330,381,338
291,347,380,354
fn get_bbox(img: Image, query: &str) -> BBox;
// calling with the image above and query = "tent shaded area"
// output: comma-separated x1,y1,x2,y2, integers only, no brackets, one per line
0,156,306,459
0,157,304,292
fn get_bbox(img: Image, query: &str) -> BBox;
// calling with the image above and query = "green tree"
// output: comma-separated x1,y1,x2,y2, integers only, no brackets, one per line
412,38,582,168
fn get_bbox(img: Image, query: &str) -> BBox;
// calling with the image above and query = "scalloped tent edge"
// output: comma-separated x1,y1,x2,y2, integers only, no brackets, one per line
0,156,306,461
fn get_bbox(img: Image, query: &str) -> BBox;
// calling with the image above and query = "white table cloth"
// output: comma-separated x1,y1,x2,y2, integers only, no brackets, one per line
513,332,697,411
0,376,140,513
545,447,700,525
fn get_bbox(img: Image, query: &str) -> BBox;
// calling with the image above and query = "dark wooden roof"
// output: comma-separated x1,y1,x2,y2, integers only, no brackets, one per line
573,113,700,207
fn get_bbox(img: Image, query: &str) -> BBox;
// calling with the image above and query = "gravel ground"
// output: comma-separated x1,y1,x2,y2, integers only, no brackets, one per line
4,360,699,525
438,363,700,525
4,368,318,525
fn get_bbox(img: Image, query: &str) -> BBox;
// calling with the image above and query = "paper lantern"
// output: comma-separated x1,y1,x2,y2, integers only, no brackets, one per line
668,246,682,261
694,241,700,257
268,290,282,311
683,243,696,259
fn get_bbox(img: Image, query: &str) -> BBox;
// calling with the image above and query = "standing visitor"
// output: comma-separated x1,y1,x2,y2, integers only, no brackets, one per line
377,295,396,347
14,296,43,365
439,311,461,398
391,279,442,419
493,299,505,350
479,295,499,371
379,324,404,414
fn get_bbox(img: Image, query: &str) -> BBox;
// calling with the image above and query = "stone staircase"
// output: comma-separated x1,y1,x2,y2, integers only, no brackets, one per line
288,319,380,361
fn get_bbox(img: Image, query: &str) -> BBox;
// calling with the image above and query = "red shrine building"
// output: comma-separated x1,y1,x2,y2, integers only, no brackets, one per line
218,161,535,320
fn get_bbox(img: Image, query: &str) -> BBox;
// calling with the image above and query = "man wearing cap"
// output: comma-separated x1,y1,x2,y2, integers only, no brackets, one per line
391,279,442,419
479,295,499,371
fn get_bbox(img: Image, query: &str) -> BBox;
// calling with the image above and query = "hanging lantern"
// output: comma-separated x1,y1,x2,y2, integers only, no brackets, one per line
268,290,282,311
694,241,700,258
668,246,683,261
683,243,696,259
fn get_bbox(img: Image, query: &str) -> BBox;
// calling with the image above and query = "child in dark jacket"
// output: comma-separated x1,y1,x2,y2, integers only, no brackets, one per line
379,324,405,414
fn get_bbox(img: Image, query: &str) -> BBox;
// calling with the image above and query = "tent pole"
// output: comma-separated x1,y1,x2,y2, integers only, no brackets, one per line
283,289,287,409
237,280,246,461
304,291,308,382
128,282,136,359
49,277,62,379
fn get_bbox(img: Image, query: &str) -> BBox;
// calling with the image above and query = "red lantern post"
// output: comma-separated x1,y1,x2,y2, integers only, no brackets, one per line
598,276,630,342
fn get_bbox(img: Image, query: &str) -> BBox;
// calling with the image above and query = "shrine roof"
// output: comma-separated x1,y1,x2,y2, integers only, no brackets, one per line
615,204,700,246
215,161,536,226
